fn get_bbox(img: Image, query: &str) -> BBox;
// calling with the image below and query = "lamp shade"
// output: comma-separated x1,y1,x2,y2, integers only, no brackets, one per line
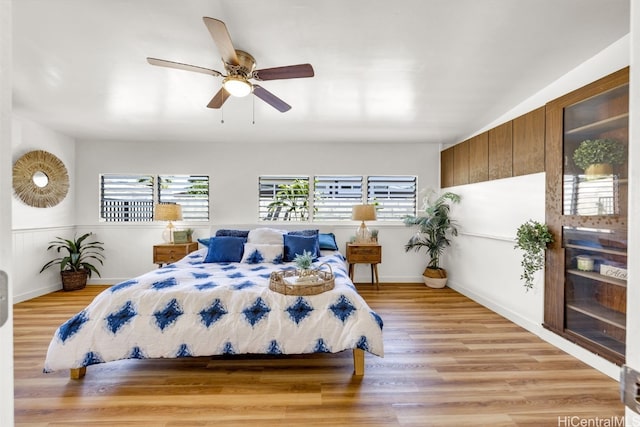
154,203,183,221
351,204,376,221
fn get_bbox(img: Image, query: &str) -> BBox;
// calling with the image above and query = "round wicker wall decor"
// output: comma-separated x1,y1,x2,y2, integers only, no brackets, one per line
13,150,69,208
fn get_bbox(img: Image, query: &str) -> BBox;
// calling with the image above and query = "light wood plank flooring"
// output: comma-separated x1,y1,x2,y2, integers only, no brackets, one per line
14,284,624,426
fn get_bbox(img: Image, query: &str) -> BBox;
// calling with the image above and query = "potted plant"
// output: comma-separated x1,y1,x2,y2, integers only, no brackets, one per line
403,191,461,288
294,250,316,283
40,232,105,291
514,220,553,291
572,138,625,176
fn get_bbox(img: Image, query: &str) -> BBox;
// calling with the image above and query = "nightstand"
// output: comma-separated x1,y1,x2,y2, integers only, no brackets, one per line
345,243,382,289
153,242,198,267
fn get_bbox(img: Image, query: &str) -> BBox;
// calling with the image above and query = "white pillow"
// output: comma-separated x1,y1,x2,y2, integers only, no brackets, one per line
241,243,284,264
247,227,287,244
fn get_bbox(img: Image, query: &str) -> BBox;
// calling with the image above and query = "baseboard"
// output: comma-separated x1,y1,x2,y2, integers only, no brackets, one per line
14,283,61,304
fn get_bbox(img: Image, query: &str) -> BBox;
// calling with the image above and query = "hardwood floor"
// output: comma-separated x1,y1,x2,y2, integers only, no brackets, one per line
14,284,624,426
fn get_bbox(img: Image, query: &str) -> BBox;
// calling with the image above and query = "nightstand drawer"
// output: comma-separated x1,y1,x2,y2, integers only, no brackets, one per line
346,244,381,263
153,242,198,265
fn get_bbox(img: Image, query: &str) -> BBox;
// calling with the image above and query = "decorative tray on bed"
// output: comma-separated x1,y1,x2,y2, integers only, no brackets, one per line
269,263,334,296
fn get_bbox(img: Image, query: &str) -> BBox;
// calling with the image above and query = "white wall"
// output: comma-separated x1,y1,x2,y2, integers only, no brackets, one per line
11,116,76,229
11,116,77,302
69,140,440,284
442,35,630,379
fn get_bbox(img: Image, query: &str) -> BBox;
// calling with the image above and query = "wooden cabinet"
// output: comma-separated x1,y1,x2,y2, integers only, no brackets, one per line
345,244,381,289
440,147,454,188
513,106,545,176
488,122,512,180
544,67,629,365
440,106,545,188
153,242,198,266
469,132,489,183
453,140,470,186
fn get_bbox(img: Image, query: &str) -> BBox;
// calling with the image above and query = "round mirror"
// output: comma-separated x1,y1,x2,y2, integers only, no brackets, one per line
32,171,49,188
12,150,69,208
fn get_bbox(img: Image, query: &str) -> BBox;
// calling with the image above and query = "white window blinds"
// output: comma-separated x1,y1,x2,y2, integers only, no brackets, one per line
367,175,417,220
158,175,209,221
100,174,154,221
314,175,363,221
100,174,209,222
259,176,310,221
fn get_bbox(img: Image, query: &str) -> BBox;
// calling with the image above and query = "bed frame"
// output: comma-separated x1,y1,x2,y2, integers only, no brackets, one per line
69,348,365,379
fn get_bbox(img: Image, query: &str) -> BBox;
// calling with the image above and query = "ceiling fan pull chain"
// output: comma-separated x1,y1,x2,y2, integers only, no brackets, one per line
221,106,224,124
252,95,255,125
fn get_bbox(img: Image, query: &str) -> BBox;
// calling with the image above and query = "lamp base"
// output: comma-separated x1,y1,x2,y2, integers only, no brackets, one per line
162,222,175,243
355,221,371,243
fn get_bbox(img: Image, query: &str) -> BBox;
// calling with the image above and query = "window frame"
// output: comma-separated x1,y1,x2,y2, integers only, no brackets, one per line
99,173,210,222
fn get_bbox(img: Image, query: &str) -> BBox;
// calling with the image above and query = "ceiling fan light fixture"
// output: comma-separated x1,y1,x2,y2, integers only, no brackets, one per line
223,76,252,97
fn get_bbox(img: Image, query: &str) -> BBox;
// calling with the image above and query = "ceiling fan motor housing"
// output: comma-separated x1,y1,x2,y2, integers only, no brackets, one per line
227,50,256,78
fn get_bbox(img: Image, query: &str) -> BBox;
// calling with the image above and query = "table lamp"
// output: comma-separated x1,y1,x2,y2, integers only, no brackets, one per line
352,204,376,243
154,202,183,243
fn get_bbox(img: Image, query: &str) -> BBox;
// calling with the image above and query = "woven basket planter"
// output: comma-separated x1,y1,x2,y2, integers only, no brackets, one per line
423,267,448,288
61,270,88,291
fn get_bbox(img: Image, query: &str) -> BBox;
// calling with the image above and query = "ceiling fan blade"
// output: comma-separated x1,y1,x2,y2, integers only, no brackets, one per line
203,17,239,66
207,87,231,109
253,64,315,81
147,57,223,77
253,85,291,112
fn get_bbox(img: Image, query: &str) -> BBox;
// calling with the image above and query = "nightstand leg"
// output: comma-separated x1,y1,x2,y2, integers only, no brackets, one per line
349,263,354,281
373,264,379,290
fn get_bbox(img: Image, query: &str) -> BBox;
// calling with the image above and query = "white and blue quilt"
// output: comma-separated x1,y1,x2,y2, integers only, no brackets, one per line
44,250,384,372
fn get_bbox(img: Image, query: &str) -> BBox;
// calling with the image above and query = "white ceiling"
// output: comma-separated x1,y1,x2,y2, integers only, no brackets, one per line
12,0,630,145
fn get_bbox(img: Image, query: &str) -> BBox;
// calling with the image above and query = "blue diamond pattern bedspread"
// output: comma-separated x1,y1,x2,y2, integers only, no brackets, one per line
43,250,384,372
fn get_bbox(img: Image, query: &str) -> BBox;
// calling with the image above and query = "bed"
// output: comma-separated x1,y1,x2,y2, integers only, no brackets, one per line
44,227,384,379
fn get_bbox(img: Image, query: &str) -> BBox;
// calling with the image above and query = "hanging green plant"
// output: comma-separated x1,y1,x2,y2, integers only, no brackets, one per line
514,220,553,291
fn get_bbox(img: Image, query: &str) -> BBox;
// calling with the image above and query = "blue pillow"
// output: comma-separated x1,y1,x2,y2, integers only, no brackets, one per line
198,237,212,247
288,230,320,257
215,229,250,238
204,236,247,263
319,233,338,250
284,234,319,262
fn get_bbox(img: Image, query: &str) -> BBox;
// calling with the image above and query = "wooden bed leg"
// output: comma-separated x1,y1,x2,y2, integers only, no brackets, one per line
70,367,86,380
353,349,365,376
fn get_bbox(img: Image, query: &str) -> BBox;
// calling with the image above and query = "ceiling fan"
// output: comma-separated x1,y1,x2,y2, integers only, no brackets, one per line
147,17,314,113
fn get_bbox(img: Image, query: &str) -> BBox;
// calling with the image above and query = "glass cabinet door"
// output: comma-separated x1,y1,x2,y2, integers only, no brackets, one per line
563,226,626,356
544,67,628,365
562,83,628,217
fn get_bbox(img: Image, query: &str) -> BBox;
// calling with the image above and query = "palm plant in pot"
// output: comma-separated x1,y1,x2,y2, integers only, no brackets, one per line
40,232,105,291
403,191,461,288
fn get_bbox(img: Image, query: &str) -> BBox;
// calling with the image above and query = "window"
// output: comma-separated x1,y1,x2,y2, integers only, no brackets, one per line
314,175,363,221
158,175,209,221
259,176,310,221
100,174,154,221
258,174,416,222
100,174,209,222
367,175,417,220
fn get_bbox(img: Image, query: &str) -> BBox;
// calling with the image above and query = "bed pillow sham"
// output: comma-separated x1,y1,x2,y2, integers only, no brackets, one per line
204,236,247,263
287,230,320,257
283,234,320,262
241,243,284,264
247,227,287,245
215,229,250,238
318,232,339,251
